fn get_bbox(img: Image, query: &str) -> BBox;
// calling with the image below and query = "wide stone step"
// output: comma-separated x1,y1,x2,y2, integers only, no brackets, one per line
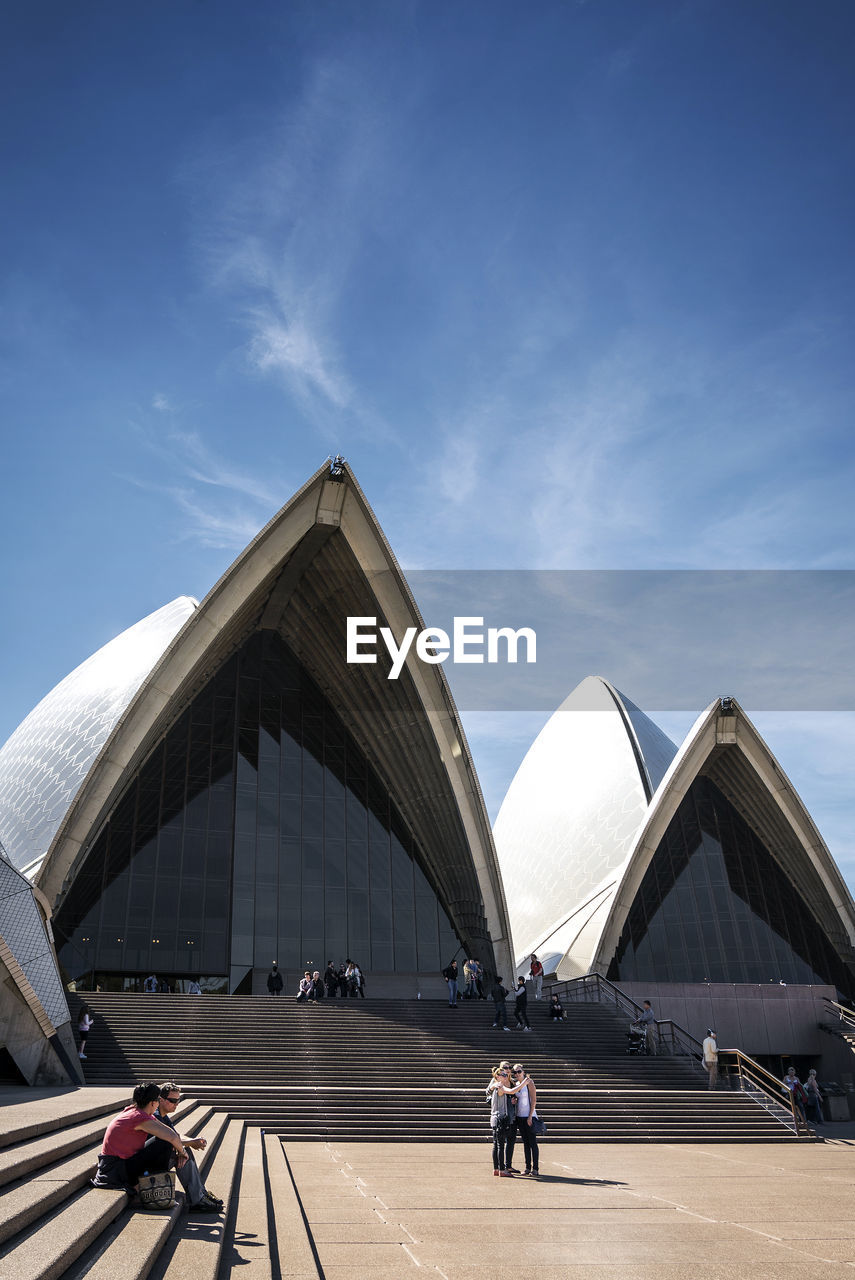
66,994,801,1144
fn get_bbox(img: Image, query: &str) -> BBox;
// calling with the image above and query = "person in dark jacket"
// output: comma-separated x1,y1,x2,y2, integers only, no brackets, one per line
514,977,531,1030
149,1083,224,1213
491,976,510,1030
267,964,283,996
324,961,338,998
442,959,459,1007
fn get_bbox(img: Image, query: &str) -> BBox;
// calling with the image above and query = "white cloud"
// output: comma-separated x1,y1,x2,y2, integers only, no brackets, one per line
183,57,399,444
247,310,350,412
125,421,282,548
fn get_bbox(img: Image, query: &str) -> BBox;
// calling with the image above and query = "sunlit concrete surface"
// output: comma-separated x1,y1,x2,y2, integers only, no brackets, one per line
278,1138,855,1279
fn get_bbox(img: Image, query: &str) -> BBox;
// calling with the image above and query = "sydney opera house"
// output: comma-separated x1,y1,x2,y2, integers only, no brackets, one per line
2,458,855,1082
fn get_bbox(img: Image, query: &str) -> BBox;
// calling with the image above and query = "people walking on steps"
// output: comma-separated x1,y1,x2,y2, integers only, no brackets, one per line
267,963,283,996
346,960,360,997
353,962,366,997
638,1000,657,1056
804,1069,824,1125
152,1083,224,1214
187,978,202,994
528,954,544,1000
506,1063,539,1178
491,975,510,1029
514,977,531,1030
702,1029,718,1089
487,1064,531,1176
338,962,349,996
549,993,566,1022
91,1082,188,1193
782,1066,809,1127
472,958,486,999
442,958,459,1007
77,1004,93,1059
463,958,476,999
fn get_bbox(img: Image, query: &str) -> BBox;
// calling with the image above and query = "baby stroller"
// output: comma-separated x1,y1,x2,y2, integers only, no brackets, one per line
626,1022,648,1055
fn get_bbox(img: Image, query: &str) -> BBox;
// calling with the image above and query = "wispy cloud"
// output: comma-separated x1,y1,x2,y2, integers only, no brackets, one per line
125,420,282,549
183,58,400,444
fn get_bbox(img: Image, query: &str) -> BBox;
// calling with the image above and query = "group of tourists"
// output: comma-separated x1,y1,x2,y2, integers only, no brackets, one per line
266,960,366,1000
90,1081,224,1214
782,1065,824,1126
442,957,486,1003
487,1060,541,1177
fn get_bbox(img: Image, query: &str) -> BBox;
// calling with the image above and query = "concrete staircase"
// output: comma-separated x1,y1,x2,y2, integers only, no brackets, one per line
0,990,810,1280
68,993,800,1143
0,1088,243,1280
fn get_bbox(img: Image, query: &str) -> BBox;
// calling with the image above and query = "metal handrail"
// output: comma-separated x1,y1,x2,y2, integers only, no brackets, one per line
718,1048,804,1133
550,973,704,1060
823,997,855,1032
550,972,811,1137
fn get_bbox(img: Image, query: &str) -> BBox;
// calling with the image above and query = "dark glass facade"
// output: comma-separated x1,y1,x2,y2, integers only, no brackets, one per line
607,776,855,998
54,631,461,987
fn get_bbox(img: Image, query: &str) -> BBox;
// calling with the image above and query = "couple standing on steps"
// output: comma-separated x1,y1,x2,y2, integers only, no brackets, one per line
487,1061,540,1178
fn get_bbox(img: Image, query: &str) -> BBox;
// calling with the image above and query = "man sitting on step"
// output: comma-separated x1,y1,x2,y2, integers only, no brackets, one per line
151,1082,224,1214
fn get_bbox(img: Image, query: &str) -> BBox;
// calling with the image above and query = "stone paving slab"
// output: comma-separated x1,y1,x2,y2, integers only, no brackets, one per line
280,1140,855,1280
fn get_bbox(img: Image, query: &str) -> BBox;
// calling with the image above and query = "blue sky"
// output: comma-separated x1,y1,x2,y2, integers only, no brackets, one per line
2,3,855,880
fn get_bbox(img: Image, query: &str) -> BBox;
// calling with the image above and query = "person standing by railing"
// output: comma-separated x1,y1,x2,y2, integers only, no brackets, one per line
702,1029,718,1089
782,1066,809,1126
804,1069,824,1125
638,1000,657,1056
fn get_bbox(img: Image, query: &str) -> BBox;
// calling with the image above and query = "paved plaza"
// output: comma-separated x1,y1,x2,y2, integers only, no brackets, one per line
256,1136,855,1280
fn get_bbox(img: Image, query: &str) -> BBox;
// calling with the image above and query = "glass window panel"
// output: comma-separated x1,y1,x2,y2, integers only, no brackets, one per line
394,940,416,970
370,892,392,941
233,834,255,891
153,879,179,930
132,839,158,878
302,796,323,836
258,757,279,796
257,793,279,836
234,788,257,837
372,942,393,970
346,790,367,841
301,939,324,971
370,842,391,893
324,799,345,841
347,843,368,890
279,838,301,886
348,890,369,936
208,785,233,832
325,841,346,888
256,834,277,886
303,751,324,797
324,764,345,800
302,839,323,885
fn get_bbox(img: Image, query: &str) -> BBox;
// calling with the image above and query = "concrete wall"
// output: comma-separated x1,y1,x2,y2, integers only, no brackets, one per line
0,959,80,1085
618,981,853,1074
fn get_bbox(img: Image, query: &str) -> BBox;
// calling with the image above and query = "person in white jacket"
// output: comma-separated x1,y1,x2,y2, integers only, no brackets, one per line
78,1006,93,1059
702,1029,718,1089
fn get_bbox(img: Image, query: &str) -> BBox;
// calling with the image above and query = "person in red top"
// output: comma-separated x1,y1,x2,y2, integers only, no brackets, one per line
529,954,544,1000
91,1082,188,1192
